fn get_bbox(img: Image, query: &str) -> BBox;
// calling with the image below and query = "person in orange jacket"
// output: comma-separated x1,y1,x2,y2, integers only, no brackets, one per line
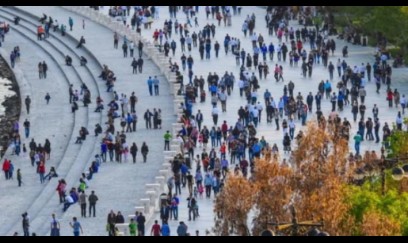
37,26,45,40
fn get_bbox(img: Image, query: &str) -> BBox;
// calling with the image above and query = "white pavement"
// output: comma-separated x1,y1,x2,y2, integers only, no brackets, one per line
0,21,74,235
0,6,175,236
15,6,177,236
130,6,408,235
111,6,408,156
0,6,407,236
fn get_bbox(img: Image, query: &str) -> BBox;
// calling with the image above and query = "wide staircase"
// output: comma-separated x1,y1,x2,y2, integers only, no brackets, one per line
0,7,108,235
0,6,182,236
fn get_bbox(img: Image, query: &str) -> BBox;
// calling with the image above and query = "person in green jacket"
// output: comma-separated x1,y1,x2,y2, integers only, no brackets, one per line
164,131,172,151
78,179,86,193
354,132,362,156
129,218,137,236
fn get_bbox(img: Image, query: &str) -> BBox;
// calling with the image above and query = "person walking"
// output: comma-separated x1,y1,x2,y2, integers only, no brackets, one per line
128,217,137,236
10,51,16,68
354,132,362,156
328,61,334,81
161,221,170,236
50,213,60,236
374,118,381,143
144,109,153,129
7,161,14,179
177,221,188,236
78,191,87,218
196,110,203,131
38,161,46,184
130,142,138,163
113,31,119,49
141,142,149,163
130,92,138,113
122,41,128,57
25,96,31,114
136,212,146,236
138,57,144,73
107,210,116,236
352,101,359,122
131,58,138,74
372,104,379,120
37,61,45,79
3,159,11,180
330,92,337,112
88,190,98,217
42,61,48,79
70,217,83,236
147,77,154,96
68,17,74,31
138,40,144,58
396,111,403,131
129,40,134,57
187,195,197,221
212,105,219,125
22,212,30,236
151,220,161,236
23,119,30,138
401,94,407,115
153,76,160,96
17,169,22,187
45,93,51,104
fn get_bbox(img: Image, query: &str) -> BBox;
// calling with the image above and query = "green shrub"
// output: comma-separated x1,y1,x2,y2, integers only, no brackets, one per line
388,47,402,59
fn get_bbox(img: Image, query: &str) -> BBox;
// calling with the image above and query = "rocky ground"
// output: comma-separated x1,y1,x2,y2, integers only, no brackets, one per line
0,54,20,158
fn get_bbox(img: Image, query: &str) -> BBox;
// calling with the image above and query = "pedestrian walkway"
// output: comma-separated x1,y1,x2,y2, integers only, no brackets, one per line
139,6,408,234
0,6,407,236
13,6,175,236
0,23,75,235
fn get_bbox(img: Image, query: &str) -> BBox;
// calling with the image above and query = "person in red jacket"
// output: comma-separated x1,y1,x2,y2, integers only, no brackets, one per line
387,89,394,108
2,159,10,180
220,143,227,159
296,39,303,54
221,121,228,141
56,179,67,203
38,161,46,184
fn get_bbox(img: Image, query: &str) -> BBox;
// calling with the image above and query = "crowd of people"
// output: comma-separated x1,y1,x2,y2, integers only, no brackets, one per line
139,5,408,236
1,5,407,236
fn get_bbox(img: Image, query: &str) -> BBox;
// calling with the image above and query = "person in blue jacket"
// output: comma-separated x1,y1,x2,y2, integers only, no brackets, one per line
68,17,73,31
100,142,107,162
147,77,154,96
268,42,275,61
261,43,268,61
161,221,170,236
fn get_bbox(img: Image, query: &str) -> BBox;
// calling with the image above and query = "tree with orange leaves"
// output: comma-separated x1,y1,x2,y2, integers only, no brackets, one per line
290,122,354,235
213,174,253,236
361,211,401,236
251,155,294,235
214,121,408,235
214,122,355,236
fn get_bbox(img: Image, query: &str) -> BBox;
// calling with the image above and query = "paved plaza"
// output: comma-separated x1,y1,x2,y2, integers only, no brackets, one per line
0,6,407,236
